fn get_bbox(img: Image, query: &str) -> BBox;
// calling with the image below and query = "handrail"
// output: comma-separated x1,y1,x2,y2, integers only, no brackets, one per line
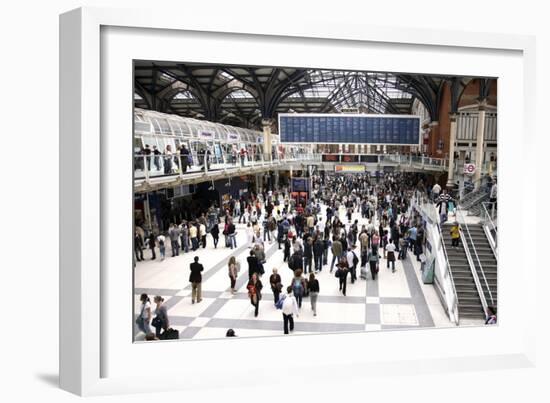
481,202,498,259
437,220,460,325
412,195,459,325
456,207,494,306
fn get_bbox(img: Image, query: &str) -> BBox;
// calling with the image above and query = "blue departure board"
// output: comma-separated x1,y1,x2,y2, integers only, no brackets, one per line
278,114,421,145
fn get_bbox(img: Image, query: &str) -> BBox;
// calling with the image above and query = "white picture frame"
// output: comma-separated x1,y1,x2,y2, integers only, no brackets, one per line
60,6,537,396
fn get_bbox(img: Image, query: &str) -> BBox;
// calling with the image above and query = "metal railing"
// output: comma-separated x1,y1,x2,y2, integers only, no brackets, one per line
438,219,460,326
481,201,498,257
412,193,459,325
134,152,322,181
455,207,494,307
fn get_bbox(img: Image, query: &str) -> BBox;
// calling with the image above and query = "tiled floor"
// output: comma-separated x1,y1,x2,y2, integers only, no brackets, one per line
134,205,461,341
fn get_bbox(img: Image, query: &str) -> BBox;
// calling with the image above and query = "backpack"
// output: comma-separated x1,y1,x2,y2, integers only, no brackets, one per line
292,278,303,294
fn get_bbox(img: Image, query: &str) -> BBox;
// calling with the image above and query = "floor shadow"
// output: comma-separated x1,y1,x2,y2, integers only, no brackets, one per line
35,373,59,388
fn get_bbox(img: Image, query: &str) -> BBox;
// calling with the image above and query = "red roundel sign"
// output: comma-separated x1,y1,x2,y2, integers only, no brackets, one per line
463,163,476,175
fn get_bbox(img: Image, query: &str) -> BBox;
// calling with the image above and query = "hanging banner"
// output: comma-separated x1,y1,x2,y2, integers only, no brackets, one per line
227,132,240,143
199,130,214,140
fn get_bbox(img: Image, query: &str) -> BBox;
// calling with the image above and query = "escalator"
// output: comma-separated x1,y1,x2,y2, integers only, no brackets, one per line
441,224,485,319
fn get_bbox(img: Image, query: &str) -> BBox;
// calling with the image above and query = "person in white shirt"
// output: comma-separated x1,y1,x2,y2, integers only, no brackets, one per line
281,286,299,334
316,217,325,235
432,183,442,201
199,223,207,248
156,234,166,260
346,248,357,283
385,242,396,272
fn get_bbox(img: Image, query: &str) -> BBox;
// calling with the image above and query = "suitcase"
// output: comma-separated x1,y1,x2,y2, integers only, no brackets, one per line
160,328,179,340
360,266,368,280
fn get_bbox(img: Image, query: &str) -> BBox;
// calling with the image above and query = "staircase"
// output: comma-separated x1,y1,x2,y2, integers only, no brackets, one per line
441,224,485,319
462,224,498,308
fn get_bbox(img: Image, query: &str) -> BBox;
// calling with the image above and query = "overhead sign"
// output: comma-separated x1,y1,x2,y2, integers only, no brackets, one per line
463,163,476,175
278,113,421,145
227,132,240,143
335,165,366,173
199,130,214,140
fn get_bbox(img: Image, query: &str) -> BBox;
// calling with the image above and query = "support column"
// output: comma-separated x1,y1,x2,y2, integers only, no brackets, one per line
262,118,273,161
144,192,152,232
446,114,458,189
473,101,487,188
428,121,439,156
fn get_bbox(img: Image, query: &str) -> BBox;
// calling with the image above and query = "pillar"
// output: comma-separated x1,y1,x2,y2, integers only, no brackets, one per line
366,144,370,154
144,192,152,232
446,113,458,188
262,118,273,161
428,121,439,156
473,101,487,188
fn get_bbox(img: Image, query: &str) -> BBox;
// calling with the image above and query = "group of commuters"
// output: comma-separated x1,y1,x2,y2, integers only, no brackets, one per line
136,170,498,340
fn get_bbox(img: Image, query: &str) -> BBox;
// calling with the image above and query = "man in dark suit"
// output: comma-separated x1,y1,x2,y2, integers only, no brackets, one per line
189,256,204,304
247,250,260,280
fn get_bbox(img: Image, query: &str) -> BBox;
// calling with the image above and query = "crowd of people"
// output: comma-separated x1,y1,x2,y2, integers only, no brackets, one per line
136,170,497,341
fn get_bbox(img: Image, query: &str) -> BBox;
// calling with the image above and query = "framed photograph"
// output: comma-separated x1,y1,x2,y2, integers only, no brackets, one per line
60,6,536,396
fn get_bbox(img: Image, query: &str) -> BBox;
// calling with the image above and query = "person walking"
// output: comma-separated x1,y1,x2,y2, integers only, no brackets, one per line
227,219,237,249
247,250,260,280
346,247,358,284
269,268,282,305
485,306,497,324
385,240,396,273
180,222,189,253
157,233,166,261
450,222,461,248
210,222,220,248
152,296,169,338
283,235,291,262
189,223,199,251
330,236,343,273
228,256,240,294
189,256,204,304
246,272,263,317
148,232,156,260
303,237,313,274
136,293,152,335
281,286,299,334
291,268,306,309
168,224,180,257
308,272,320,316
199,222,207,249
313,236,324,273
368,248,380,280
335,257,349,296
134,230,144,262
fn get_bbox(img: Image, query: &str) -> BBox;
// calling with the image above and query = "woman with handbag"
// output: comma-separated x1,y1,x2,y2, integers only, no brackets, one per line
152,296,169,338
228,256,240,294
247,273,263,317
